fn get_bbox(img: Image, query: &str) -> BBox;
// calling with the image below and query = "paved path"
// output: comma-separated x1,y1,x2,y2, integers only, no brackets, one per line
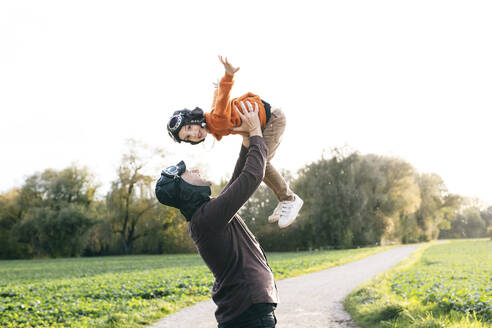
150,245,420,328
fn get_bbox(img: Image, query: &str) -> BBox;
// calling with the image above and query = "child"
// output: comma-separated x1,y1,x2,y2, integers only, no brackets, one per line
167,56,303,228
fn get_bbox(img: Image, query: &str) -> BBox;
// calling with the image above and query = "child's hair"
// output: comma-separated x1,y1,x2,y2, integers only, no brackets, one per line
167,107,206,145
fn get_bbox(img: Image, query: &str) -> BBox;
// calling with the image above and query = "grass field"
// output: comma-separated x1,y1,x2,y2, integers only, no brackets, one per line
345,239,492,328
0,246,391,327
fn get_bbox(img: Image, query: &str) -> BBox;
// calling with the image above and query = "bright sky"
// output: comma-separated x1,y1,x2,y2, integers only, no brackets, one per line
1,1,491,206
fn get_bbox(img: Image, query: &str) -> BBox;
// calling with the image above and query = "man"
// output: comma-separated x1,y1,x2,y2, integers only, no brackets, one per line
156,101,279,328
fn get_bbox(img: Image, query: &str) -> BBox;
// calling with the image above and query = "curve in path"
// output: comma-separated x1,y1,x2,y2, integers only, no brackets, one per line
150,245,420,328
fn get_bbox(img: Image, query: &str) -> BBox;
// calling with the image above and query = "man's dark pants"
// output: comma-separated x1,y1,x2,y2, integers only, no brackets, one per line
218,303,277,328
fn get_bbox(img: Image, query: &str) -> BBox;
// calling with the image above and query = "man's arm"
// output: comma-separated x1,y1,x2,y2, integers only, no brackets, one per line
220,102,259,193
203,136,266,231
219,142,248,195
201,102,264,230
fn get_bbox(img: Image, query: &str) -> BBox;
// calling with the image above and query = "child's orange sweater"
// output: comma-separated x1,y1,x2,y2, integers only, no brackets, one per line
204,74,268,141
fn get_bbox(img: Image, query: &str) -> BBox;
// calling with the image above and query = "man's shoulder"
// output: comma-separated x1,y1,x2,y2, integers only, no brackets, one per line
190,199,222,231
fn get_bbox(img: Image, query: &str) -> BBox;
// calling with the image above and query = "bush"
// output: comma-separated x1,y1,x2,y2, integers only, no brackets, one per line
14,205,95,257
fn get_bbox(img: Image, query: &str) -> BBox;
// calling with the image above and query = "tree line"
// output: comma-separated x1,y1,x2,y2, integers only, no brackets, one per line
241,150,491,251
1,145,491,259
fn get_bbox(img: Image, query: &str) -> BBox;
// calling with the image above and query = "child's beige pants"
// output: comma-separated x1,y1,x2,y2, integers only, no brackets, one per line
262,108,295,202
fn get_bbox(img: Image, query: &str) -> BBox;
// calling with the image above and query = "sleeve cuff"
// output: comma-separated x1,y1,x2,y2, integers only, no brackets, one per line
249,135,266,147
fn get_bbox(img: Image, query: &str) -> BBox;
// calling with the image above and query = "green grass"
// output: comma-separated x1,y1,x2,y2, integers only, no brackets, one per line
345,239,492,328
0,245,391,327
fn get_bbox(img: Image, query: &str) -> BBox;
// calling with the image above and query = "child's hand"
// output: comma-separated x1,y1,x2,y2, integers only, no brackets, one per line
232,101,262,137
219,55,240,76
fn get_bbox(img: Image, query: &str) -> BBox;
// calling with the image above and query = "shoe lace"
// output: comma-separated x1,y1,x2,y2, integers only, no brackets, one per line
280,201,294,215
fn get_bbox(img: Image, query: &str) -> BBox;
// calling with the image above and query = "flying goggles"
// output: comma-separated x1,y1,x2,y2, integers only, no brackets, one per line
161,160,186,179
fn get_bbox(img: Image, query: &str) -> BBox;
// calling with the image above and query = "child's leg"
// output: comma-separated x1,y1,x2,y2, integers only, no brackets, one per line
264,163,294,201
262,108,294,202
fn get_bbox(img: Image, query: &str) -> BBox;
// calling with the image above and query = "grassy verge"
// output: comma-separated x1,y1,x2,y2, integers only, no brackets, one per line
345,239,491,328
0,245,392,328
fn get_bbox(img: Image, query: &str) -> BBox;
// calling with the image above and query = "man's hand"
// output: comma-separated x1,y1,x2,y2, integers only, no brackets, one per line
232,101,262,139
219,55,240,76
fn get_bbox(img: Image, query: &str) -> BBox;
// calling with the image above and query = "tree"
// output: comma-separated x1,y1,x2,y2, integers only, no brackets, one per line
481,206,492,227
106,140,164,254
15,205,94,257
359,155,421,245
154,205,195,253
0,189,31,259
412,174,454,241
82,200,114,256
462,208,487,238
439,205,487,239
10,165,98,257
293,151,369,248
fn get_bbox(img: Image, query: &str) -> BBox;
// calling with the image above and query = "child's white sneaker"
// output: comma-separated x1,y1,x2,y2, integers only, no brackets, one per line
268,202,283,223
278,194,304,229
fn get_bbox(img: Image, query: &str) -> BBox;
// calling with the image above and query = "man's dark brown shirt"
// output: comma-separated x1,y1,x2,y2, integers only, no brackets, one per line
188,136,278,324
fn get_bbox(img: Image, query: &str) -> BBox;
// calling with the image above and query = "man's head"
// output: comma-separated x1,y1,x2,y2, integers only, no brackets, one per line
167,108,208,145
155,160,211,221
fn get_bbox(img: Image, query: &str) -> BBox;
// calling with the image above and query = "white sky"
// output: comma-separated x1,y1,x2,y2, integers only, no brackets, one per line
1,1,491,206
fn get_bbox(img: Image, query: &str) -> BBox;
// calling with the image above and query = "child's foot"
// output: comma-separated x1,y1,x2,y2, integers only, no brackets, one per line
268,202,283,223
278,194,304,229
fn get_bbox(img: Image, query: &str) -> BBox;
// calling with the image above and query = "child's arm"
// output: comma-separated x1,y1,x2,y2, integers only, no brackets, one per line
210,56,240,118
